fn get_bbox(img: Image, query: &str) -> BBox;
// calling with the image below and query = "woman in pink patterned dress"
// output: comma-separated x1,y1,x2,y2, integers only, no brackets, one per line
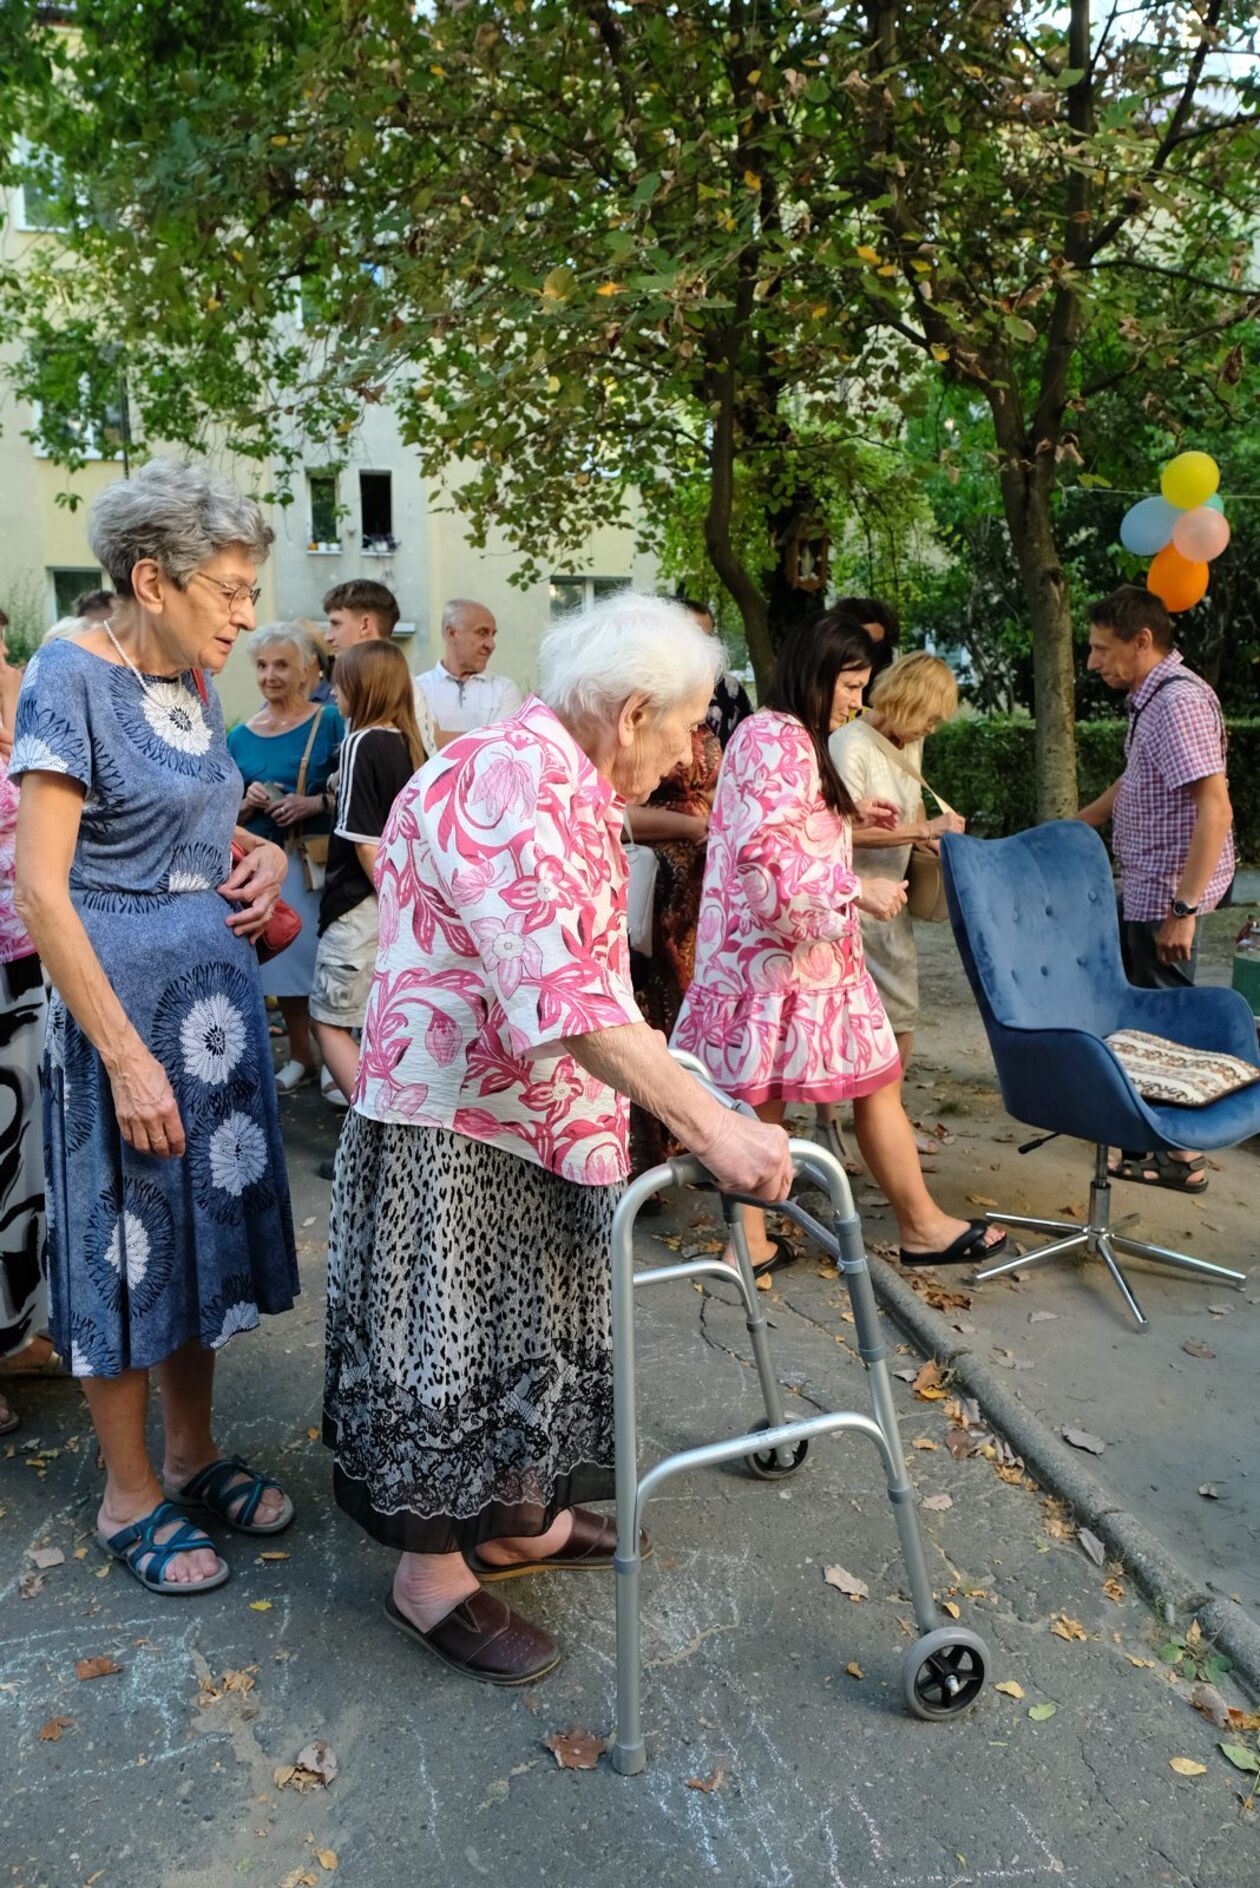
322,595,793,1687
674,610,1007,1277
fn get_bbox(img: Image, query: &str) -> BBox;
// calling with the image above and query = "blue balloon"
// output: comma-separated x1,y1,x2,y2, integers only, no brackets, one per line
1119,495,1179,555
1204,493,1225,513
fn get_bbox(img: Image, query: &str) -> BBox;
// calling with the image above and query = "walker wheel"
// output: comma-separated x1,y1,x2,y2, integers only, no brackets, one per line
901,1626,989,1720
744,1417,810,1481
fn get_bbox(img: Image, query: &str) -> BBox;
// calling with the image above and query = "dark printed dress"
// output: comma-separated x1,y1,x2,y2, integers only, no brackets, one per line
10,639,299,1377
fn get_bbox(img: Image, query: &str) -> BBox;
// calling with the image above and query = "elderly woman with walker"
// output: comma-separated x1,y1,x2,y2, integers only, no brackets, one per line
322,594,793,1685
12,460,299,1595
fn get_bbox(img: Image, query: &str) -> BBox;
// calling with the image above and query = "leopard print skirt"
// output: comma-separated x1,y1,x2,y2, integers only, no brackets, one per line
323,1117,621,1554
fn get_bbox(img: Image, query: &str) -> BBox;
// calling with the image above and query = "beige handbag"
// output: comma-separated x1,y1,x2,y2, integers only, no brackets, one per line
292,710,329,894
862,726,959,924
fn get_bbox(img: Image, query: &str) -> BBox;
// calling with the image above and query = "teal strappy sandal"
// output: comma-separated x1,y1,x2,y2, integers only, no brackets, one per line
169,1455,295,1536
98,1499,229,1595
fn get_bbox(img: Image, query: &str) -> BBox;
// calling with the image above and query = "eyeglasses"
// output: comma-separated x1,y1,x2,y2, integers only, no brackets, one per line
190,571,262,609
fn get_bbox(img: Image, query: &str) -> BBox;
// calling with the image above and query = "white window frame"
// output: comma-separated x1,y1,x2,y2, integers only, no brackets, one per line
29,392,125,463
548,574,631,618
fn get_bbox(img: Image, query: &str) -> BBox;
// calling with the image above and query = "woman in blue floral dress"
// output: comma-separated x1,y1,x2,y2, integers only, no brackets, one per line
12,460,300,1595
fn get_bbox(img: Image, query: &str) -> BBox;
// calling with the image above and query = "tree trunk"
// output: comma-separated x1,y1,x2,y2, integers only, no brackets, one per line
998,459,1079,820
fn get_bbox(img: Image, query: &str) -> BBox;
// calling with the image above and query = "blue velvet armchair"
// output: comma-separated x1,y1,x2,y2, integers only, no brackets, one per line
940,820,1256,1325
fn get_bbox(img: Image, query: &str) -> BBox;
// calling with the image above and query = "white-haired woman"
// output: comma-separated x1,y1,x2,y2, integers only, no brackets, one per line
227,623,344,1091
323,594,793,1685
12,459,299,1596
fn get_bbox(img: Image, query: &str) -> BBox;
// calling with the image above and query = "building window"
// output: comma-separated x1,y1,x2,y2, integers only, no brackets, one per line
359,471,395,553
30,388,128,462
50,569,105,619
548,575,630,618
12,138,65,232
307,472,339,551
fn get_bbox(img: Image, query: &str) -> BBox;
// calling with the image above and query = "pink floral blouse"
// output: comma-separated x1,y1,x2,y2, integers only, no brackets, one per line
353,695,643,1184
0,756,35,966
672,709,900,1107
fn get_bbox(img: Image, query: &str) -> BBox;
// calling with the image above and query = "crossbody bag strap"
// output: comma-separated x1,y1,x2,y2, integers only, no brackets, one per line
290,709,324,853
859,720,959,821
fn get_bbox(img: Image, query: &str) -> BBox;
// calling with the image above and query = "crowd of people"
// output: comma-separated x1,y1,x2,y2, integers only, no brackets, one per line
0,457,1236,1685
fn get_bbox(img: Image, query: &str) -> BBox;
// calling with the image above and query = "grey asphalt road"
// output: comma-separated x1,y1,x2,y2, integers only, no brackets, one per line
4,1079,1258,1887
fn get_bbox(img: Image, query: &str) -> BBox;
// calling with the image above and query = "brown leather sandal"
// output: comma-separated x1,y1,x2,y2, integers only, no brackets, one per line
468,1508,653,1583
383,1587,561,1685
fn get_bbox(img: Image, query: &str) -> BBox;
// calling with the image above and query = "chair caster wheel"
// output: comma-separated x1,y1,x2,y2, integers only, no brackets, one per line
744,1417,810,1480
902,1626,989,1720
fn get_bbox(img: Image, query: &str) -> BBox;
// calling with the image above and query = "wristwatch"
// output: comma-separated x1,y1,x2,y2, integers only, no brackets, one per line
1170,898,1199,919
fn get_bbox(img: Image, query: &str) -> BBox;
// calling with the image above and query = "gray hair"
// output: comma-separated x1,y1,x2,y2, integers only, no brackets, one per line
87,458,273,597
441,596,491,633
250,621,318,670
538,592,724,722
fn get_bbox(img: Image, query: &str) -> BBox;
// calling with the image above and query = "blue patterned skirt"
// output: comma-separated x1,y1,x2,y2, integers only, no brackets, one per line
46,889,298,1376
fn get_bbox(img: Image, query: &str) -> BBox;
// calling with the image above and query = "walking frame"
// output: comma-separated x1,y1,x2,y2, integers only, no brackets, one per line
608,1052,991,1776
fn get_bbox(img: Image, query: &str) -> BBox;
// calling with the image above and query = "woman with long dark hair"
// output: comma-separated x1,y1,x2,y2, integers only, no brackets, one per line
673,608,1007,1272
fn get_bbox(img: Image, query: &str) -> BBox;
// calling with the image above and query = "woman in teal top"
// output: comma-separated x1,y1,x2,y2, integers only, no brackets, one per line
227,623,343,1090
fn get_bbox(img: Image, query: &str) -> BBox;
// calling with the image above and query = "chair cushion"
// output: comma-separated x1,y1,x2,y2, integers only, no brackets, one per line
1106,1029,1260,1108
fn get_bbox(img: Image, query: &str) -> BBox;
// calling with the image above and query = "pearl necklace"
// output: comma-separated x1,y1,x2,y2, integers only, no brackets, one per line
102,617,188,710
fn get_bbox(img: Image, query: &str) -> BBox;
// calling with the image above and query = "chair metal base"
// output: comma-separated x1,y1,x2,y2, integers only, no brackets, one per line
973,1145,1246,1328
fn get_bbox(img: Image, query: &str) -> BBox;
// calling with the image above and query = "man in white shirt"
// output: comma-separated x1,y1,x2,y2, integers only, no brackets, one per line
414,598,523,745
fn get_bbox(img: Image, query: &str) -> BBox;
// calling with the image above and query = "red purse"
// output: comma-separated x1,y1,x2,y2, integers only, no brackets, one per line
230,840,302,964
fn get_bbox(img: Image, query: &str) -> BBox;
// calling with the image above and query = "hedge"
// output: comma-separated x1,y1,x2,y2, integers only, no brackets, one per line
923,717,1260,865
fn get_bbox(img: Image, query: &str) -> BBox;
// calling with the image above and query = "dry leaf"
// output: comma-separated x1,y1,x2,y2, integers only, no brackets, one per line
38,1715,75,1742
922,1494,953,1512
911,1436,939,1452
754,1272,773,1293
944,1429,975,1460
18,1571,45,1600
684,1766,727,1792
1227,1708,1260,1733
1169,1757,1207,1778
1061,1427,1105,1455
76,1656,123,1681
1198,1483,1220,1499
966,1194,998,1208
823,1565,870,1601
912,1360,948,1401
942,1600,960,1620
276,1739,338,1793
306,1426,319,1441
543,1726,606,1771
1189,1682,1231,1728
249,1600,273,1612
316,1852,338,1872
1078,1528,1106,1567
259,1551,290,1562
1181,1340,1215,1361
1102,1577,1126,1604
1126,1655,1154,1668
280,1872,318,1888
28,1545,66,1570
845,1661,863,1679
1050,1614,1087,1643
1028,1702,1057,1722
1029,1310,1058,1323
995,1680,1025,1699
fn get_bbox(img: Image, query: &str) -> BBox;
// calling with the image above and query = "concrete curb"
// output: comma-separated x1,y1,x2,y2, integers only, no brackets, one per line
865,1253,1260,1698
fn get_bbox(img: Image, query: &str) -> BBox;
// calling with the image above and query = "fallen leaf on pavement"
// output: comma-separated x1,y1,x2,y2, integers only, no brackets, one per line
1228,1708,1260,1733
1102,1577,1126,1604
18,1572,45,1600
684,1767,727,1792
1050,1615,1087,1643
1198,1484,1220,1499
922,1494,953,1512
249,1600,273,1612
1078,1528,1106,1567
966,1194,998,1208
1029,1310,1058,1323
893,1366,919,1383
1219,1742,1260,1775
28,1546,66,1569
259,1551,290,1562
1206,1302,1233,1316
1169,1757,1207,1777
823,1565,869,1601
1125,1655,1154,1668
75,1657,122,1681
911,1436,939,1451
845,1661,863,1679
276,1739,338,1792
316,1852,338,1872
942,1600,960,1620
1181,1340,1215,1360
945,1429,975,1460
280,1872,318,1888
755,1273,773,1293
1062,1427,1105,1455
38,1716,75,1741
995,1680,1025,1699
544,1727,606,1771
912,1360,948,1401
1029,1702,1057,1722
1188,1682,1231,1728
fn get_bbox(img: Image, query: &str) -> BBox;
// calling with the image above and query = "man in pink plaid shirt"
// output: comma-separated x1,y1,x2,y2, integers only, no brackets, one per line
1077,585,1234,1193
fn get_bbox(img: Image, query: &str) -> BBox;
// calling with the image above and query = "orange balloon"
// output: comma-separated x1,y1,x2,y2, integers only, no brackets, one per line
1147,543,1208,613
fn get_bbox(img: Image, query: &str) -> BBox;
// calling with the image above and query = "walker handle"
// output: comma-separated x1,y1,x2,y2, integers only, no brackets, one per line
669,1048,759,1119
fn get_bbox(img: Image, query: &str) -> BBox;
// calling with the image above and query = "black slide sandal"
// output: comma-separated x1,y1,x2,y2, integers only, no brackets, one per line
899,1221,1008,1269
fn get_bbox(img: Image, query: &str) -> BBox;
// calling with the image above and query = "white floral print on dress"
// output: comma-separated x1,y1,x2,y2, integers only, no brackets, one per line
180,994,246,1085
141,680,212,757
105,1209,152,1289
207,1113,268,1197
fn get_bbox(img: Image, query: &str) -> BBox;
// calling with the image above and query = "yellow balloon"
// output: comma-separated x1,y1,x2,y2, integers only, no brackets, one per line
1160,451,1220,511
